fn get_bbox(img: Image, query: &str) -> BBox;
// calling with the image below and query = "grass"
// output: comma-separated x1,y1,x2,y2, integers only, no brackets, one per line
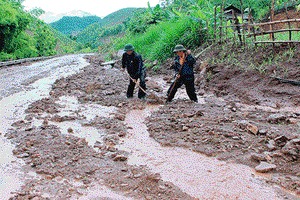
111,17,202,63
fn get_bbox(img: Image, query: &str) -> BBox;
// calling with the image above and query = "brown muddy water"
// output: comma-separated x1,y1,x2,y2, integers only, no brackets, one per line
117,105,293,200
0,55,129,199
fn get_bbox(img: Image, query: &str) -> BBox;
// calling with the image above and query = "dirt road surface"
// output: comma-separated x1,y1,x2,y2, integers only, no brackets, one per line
1,44,300,200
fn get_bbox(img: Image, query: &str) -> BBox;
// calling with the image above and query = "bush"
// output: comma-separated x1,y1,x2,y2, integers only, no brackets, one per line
112,17,203,62
0,52,16,61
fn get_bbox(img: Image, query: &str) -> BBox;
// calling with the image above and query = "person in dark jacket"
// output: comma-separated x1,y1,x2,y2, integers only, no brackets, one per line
121,44,146,99
166,44,198,103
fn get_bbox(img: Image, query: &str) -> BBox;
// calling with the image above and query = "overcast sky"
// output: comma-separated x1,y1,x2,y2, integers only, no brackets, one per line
23,0,161,18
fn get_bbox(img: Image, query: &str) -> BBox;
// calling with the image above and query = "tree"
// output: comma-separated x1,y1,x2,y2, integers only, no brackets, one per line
34,22,58,56
0,0,30,52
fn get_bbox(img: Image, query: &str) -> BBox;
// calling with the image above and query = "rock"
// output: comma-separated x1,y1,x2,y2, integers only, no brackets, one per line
117,103,123,107
107,146,117,152
118,132,126,137
113,155,128,162
11,120,26,127
106,152,117,158
25,126,35,131
288,118,298,124
153,60,158,66
42,119,49,125
238,120,259,134
267,114,286,124
255,162,277,173
246,124,259,135
24,115,34,121
103,135,120,146
115,113,125,121
238,120,251,130
117,49,125,58
267,140,276,151
76,138,87,147
258,129,267,135
51,115,63,122
292,138,300,145
146,173,161,182
67,127,73,133
274,135,289,147
250,153,267,162
93,141,104,149
281,141,299,156
16,153,30,158
182,126,188,131
120,167,128,172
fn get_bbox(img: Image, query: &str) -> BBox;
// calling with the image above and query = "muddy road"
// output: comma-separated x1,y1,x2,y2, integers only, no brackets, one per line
1,49,300,200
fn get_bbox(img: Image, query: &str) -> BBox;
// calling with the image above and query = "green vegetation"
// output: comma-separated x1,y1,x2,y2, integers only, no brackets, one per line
76,8,144,49
50,16,101,35
0,0,78,61
2,0,299,64
113,17,203,61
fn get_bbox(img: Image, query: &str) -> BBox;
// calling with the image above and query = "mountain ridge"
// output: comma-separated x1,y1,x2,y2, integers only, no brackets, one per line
39,10,96,23
50,15,102,36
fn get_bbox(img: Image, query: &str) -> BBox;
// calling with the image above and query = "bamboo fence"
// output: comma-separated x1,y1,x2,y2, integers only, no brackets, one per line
215,0,300,46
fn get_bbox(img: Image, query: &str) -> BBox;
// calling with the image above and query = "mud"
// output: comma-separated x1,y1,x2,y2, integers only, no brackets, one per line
5,43,300,199
145,43,300,196
5,56,194,199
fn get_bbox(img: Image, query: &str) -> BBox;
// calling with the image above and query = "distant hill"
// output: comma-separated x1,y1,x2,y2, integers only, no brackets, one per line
49,15,102,36
76,7,145,47
47,25,78,53
39,10,94,23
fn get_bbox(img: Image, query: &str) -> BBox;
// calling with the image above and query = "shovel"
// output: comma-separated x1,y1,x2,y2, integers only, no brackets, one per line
123,72,163,103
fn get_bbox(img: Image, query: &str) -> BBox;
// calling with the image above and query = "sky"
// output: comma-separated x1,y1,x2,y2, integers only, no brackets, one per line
22,0,162,18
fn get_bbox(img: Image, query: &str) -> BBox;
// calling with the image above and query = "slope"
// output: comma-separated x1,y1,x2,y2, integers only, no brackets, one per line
50,15,102,35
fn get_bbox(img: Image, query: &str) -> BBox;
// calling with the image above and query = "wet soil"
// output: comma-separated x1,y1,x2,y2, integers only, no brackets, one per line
146,43,300,196
5,43,300,199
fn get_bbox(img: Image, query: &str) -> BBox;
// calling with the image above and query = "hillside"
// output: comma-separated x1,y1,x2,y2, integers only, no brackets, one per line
50,15,102,36
76,7,145,47
39,10,93,23
47,25,79,53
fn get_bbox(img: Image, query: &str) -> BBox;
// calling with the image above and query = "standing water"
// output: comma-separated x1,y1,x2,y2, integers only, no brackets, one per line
0,55,138,199
117,105,284,199
0,54,91,199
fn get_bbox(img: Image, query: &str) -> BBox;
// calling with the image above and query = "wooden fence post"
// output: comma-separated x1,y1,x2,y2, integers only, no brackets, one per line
284,1,292,47
214,6,217,42
271,0,275,46
249,8,257,46
233,10,243,44
220,5,223,44
240,0,246,46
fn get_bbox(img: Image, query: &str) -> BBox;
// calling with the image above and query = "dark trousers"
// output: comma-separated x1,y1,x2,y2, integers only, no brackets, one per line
166,75,198,102
127,71,146,99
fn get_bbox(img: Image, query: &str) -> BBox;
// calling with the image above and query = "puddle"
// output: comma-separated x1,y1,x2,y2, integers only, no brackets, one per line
117,105,284,199
49,96,117,147
57,96,117,120
74,181,134,200
0,54,90,198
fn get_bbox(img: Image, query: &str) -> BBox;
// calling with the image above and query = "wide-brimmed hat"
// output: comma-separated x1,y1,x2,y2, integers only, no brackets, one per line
173,44,186,53
124,44,134,52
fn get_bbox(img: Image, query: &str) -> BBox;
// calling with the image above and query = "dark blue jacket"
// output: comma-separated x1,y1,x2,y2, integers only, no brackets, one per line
173,54,196,77
122,51,145,79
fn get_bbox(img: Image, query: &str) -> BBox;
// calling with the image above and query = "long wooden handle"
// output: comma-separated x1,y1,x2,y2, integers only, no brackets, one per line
127,73,147,94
